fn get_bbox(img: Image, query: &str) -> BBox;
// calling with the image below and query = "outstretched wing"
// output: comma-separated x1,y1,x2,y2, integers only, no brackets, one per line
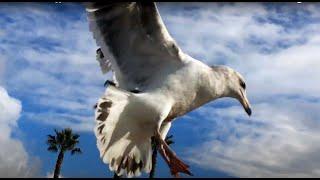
94,86,152,177
94,86,173,177
85,2,185,90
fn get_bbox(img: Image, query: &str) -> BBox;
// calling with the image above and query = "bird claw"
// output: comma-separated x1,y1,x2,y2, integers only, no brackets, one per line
155,134,193,177
167,151,193,177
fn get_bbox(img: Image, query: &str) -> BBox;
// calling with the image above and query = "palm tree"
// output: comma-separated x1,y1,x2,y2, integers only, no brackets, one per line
149,135,174,178
47,128,82,178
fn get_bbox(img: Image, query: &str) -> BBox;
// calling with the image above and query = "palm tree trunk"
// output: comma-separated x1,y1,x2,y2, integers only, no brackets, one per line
53,150,64,178
149,141,158,178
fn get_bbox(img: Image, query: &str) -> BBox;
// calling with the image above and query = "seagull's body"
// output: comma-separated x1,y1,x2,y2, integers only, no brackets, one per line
85,2,252,178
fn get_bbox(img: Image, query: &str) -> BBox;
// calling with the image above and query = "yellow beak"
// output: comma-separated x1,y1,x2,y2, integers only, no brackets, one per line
239,89,252,116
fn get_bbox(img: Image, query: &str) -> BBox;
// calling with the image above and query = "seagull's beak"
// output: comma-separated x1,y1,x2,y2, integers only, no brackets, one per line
239,89,252,116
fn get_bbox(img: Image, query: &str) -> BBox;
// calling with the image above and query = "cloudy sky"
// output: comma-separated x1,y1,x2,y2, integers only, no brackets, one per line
0,2,320,178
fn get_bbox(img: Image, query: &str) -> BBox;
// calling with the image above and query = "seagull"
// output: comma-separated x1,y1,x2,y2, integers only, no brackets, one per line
84,2,252,178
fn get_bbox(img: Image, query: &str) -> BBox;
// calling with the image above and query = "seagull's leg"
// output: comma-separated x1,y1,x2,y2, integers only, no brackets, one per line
154,129,193,177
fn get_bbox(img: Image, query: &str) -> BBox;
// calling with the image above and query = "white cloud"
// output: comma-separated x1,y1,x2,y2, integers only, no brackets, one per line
0,56,5,84
0,87,40,177
25,112,94,132
187,98,320,177
0,3,108,132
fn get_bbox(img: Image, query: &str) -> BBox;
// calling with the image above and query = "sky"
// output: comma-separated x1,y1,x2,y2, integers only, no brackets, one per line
0,2,320,178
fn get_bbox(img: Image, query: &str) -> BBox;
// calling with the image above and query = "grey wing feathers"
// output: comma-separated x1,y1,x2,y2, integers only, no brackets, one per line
85,2,183,90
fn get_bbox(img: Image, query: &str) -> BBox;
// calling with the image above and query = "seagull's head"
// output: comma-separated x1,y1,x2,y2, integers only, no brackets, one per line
212,65,252,116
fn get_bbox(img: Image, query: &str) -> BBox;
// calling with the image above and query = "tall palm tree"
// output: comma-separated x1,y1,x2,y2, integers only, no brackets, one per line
47,128,82,178
149,135,174,178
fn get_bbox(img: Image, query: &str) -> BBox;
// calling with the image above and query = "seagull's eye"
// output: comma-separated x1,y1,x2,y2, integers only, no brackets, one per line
240,80,246,89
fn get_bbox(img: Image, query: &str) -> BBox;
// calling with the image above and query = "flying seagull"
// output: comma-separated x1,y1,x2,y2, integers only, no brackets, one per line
84,2,252,178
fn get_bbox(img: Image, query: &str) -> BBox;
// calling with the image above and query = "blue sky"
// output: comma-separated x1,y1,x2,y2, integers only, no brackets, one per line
1,2,320,178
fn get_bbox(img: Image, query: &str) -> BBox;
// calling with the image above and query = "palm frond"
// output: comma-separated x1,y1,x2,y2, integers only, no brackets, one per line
72,134,80,140
47,139,57,145
46,134,57,146
47,135,56,140
56,130,65,148
47,145,58,153
71,148,82,155
47,128,81,156
64,128,73,139
54,129,59,136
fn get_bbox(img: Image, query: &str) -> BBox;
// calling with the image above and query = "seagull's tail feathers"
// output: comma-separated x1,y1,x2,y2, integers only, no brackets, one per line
94,86,153,177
